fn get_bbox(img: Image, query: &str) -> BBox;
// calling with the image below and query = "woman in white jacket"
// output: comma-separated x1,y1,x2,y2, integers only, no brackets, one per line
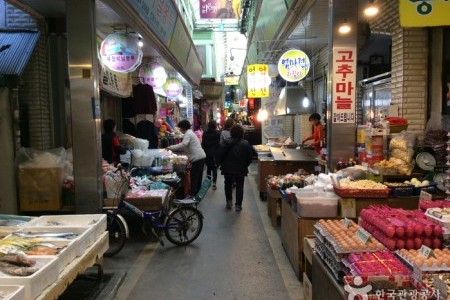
167,120,206,197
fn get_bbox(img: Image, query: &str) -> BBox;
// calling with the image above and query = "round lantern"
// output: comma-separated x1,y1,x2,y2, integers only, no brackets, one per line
278,49,310,82
163,78,183,98
99,33,143,73
139,62,168,88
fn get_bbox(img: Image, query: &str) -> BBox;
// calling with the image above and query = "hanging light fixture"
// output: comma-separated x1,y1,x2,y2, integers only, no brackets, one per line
257,108,268,122
364,0,379,17
338,19,351,35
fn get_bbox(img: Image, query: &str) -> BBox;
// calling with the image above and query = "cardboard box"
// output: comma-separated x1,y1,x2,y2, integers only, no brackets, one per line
19,167,63,211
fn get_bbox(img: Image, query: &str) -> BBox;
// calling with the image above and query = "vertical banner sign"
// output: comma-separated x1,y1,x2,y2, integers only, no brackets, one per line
332,48,356,124
399,0,450,27
185,86,194,123
247,64,270,98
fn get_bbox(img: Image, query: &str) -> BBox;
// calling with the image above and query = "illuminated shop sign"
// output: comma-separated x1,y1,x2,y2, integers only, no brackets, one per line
139,62,168,88
278,49,310,82
99,33,143,73
247,64,270,98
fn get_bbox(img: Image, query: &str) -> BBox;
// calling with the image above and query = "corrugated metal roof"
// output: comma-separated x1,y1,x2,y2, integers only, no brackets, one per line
0,29,40,76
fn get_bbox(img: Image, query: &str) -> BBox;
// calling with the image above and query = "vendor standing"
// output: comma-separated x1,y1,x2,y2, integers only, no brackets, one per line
166,120,206,197
302,113,324,154
102,119,121,165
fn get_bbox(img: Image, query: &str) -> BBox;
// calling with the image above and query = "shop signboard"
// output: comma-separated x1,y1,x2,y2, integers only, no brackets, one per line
163,78,183,98
200,0,240,19
247,64,270,98
125,0,178,46
400,0,450,27
332,47,356,124
99,33,143,73
185,86,194,123
224,75,240,86
198,81,224,99
138,62,167,88
99,62,132,97
278,50,310,82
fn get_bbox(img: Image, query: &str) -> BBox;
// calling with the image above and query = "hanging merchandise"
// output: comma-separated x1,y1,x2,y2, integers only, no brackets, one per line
132,83,157,115
138,62,168,88
163,78,184,98
99,33,143,73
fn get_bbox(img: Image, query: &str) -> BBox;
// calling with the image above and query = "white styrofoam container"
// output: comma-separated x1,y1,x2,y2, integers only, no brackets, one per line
0,257,58,300
16,226,92,257
0,215,35,239
296,192,339,218
0,285,25,300
27,214,106,241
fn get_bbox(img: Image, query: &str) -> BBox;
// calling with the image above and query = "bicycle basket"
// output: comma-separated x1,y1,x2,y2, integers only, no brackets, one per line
195,175,213,203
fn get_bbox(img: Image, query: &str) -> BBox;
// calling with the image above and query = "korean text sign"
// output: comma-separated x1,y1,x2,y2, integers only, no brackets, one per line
247,64,270,98
332,48,356,124
400,0,450,27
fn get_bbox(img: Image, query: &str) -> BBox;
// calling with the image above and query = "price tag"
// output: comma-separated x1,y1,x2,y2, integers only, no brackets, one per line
419,245,433,258
356,228,371,244
344,218,351,229
433,275,448,298
420,190,432,201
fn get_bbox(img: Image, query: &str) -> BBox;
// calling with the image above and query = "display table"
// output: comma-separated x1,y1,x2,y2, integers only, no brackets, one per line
312,252,345,300
281,199,323,280
36,232,108,300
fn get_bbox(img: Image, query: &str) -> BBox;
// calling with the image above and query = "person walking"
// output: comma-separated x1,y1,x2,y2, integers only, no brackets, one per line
101,119,121,165
201,120,220,190
219,125,253,212
167,120,206,197
220,118,235,146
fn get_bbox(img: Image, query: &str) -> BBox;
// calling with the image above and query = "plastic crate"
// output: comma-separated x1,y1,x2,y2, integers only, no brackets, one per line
296,192,339,218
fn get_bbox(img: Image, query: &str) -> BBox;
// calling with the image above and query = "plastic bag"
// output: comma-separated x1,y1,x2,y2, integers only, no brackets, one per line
389,131,416,151
17,147,66,168
104,171,125,198
337,166,369,180
390,148,414,164
134,138,149,151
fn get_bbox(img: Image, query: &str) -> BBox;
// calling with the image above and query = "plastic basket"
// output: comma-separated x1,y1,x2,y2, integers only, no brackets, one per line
333,186,390,198
386,184,415,197
413,182,437,196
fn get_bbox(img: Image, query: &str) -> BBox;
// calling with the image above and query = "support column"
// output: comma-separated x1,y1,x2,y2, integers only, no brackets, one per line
66,0,102,213
326,0,358,170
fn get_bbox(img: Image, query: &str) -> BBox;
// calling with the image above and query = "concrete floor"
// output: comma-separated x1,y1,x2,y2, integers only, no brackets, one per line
104,163,303,300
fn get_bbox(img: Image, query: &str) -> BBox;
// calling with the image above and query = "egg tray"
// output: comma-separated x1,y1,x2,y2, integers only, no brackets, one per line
314,223,384,255
315,241,348,283
394,251,450,273
315,235,343,263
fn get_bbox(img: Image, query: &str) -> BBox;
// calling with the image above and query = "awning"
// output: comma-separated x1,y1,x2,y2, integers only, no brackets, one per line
0,29,40,77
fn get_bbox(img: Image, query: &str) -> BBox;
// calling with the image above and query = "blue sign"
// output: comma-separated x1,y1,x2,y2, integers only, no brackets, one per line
126,0,178,46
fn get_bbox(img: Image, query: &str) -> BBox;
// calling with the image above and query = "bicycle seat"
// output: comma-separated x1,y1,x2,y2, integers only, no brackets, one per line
173,198,198,205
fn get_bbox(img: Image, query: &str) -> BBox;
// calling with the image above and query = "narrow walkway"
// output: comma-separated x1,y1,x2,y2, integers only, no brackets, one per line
105,163,302,300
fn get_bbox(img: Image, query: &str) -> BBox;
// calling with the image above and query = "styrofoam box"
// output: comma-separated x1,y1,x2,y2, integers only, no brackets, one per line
296,192,339,218
16,226,93,257
27,214,106,241
0,257,58,300
0,285,25,300
0,215,35,239
26,239,77,275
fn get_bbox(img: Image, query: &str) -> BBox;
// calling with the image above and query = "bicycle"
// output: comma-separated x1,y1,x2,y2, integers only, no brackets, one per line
104,165,209,257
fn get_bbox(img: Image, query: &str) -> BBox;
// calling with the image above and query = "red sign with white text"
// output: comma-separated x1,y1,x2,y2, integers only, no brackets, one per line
332,48,356,124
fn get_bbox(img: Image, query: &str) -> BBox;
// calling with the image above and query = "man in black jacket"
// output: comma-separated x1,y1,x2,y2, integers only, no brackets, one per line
219,125,253,212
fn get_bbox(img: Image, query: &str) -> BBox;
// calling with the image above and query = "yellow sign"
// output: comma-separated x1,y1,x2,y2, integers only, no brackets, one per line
400,0,450,27
247,64,270,98
278,49,310,82
224,76,240,86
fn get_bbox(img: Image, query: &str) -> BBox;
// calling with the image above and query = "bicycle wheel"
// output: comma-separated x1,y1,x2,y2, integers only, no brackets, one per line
105,213,127,257
164,206,203,246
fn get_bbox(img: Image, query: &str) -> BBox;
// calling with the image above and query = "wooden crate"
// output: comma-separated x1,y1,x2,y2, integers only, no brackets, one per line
19,167,63,211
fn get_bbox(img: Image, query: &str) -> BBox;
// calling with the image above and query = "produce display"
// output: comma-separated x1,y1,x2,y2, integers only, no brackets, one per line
338,178,387,190
360,206,443,250
316,219,385,252
0,236,64,256
267,171,309,189
419,200,450,212
383,182,415,197
344,251,410,277
334,179,390,198
397,249,450,270
405,178,431,188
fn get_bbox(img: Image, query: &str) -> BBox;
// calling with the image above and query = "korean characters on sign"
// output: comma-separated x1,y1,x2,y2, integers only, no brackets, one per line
332,48,356,124
247,64,271,98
